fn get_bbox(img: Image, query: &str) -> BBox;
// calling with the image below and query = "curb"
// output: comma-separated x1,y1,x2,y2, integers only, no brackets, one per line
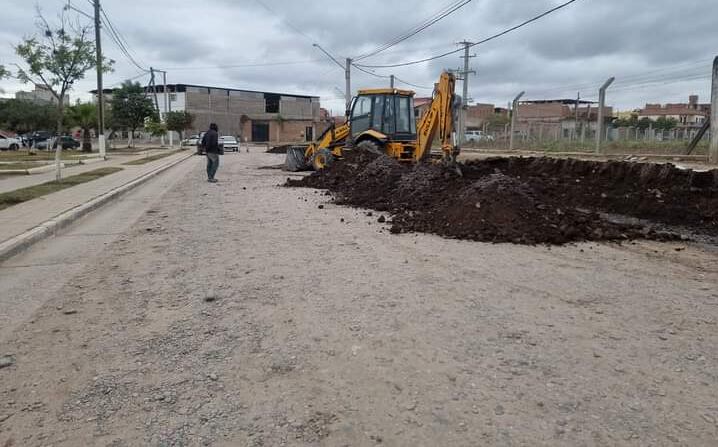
0,152,193,262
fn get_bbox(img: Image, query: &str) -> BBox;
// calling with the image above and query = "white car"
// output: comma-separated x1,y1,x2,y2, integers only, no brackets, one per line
220,136,239,152
464,130,495,143
182,135,200,147
0,134,21,151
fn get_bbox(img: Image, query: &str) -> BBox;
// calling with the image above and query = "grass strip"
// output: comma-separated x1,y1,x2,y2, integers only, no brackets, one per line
0,167,123,211
122,150,183,166
0,151,86,162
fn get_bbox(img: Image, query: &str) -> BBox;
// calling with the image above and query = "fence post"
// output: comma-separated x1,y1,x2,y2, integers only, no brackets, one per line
595,77,615,154
509,91,525,151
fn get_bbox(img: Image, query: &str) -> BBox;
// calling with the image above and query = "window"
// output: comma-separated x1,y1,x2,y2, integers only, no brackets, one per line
383,96,395,135
371,96,384,129
265,94,280,113
351,96,373,136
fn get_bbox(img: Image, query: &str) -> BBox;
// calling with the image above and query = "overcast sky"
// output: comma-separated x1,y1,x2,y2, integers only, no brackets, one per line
1,0,716,114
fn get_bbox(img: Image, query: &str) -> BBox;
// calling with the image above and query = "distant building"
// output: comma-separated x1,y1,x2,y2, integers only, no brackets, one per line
638,95,710,129
466,103,497,129
515,99,612,139
93,83,322,143
15,84,68,104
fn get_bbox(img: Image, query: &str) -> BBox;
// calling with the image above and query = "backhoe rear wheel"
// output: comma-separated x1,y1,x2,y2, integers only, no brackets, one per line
356,140,383,156
312,148,335,170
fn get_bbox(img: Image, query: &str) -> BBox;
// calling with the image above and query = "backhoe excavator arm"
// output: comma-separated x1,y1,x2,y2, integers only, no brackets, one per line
414,71,459,162
304,121,350,160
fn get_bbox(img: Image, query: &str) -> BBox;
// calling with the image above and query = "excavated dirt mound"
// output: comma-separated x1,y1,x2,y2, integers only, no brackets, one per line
266,145,293,154
286,150,718,245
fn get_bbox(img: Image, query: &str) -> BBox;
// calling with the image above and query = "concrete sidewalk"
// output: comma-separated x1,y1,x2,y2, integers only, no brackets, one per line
0,149,172,194
0,150,194,260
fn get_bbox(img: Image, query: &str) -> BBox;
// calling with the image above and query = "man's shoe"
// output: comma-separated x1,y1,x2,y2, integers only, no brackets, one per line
209,178,218,183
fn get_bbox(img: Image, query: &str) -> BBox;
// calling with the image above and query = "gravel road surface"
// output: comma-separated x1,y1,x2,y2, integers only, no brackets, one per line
1,152,717,446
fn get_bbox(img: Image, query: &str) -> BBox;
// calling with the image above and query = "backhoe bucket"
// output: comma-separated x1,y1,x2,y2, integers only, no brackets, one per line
285,146,311,171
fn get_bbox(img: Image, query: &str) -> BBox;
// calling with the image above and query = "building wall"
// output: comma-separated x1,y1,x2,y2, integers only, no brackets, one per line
181,86,321,141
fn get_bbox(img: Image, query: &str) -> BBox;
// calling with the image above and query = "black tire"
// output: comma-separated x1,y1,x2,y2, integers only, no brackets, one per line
9,143,18,151
312,148,335,170
357,139,383,155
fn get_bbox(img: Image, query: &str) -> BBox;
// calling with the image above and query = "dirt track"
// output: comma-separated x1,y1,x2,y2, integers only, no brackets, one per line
1,152,717,446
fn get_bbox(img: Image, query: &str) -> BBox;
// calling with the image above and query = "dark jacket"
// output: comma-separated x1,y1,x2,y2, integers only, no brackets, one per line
202,129,220,154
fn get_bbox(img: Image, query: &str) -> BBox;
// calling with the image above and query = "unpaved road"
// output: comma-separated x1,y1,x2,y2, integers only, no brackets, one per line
1,151,717,446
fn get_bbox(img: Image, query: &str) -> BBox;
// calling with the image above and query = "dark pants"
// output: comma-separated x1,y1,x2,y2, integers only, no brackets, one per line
206,153,220,179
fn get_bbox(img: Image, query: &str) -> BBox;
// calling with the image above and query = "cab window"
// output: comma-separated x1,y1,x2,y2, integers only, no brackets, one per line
351,96,373,136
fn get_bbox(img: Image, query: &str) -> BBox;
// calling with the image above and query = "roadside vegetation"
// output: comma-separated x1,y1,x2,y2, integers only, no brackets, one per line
0,167,123,211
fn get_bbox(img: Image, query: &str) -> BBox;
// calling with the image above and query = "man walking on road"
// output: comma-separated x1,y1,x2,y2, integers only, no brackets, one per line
201,123,221,183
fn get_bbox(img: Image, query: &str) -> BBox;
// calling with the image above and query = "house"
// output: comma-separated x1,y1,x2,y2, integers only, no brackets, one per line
94,84,322,143
465,103,497,129
637,95,710,129
515,99,613,139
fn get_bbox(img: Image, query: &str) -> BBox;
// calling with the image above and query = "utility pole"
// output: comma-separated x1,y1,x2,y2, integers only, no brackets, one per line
510,91,525,151
710,56,718,164
390,74,395,89
457,41,476,145
345,57,352,114
93,0,106,158
595,77,615,154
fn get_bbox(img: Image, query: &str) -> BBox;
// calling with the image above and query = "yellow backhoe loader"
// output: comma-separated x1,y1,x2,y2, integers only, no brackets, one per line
285,71,460,171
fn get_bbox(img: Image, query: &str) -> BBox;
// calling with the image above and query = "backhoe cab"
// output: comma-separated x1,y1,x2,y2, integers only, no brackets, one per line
285,71,459,171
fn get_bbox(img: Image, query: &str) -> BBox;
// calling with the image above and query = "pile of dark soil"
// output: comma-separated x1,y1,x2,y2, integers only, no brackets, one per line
286,150,718,244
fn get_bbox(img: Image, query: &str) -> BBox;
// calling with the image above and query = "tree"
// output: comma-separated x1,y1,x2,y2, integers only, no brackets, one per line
637,117,653,130
0,99,59,133
165,110,194,140
14,6,112,176
110,81,155,147
655,116,678,131
67,102,97,152
485,113,510,131
0,65,9,93
145,116,167,139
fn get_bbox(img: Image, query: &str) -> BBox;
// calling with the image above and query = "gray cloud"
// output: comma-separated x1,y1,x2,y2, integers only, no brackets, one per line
1,0,716,112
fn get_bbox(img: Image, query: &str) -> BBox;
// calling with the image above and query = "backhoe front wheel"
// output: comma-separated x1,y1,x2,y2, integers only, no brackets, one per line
356,140,383,155
312,148,335,170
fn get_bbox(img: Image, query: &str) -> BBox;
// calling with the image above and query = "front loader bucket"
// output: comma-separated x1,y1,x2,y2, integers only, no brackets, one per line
285,146,311,171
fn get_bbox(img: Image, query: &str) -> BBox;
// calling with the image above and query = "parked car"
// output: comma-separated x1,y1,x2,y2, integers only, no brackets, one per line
0,134,21,151
464,130,495,143
182,135,200,147
220,136,239,152
29,131,53,149
52,136,81,150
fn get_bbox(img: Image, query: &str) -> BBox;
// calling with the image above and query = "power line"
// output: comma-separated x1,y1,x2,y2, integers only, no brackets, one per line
355,0,583,69
163,59,325,71
252,0,315,44
353,0,475,62
100,7,148,72
351,64,433,90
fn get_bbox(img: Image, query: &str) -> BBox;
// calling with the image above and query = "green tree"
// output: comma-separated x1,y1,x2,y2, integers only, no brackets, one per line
110,81,156,147
485,113,510,131
144,116,167,139
655,116,678,131
0,65,9,93
165,110,194,140
0,99,59,133
637,117,653,130
14,6,112,174
67,102,97,152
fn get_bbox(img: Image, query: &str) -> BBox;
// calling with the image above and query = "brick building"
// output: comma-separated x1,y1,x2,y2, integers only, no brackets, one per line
95,84,322,143
164,84,322,142
515,99,612,139
638,95,710,129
